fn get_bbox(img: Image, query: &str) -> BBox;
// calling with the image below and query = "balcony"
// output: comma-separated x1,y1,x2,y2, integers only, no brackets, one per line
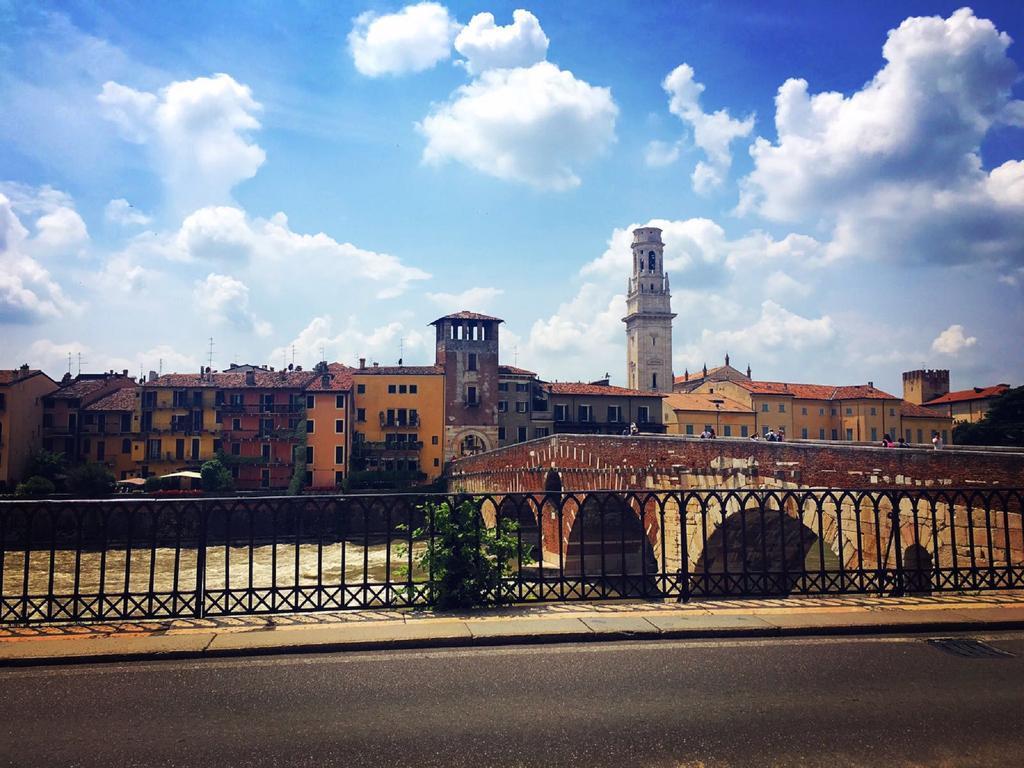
218,403,304,415
378,412,420,428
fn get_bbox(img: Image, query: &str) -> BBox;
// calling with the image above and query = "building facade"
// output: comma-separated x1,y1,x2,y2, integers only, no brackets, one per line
81,388,140,480
42,371,136,463
623,227,675,393
546,381,665,435
305,363,353,490
0,367,58,490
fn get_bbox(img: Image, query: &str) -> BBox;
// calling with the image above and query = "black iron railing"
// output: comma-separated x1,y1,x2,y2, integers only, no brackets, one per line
1,488,1021,624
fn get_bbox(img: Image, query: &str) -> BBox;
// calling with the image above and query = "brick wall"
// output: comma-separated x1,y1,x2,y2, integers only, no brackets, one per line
448,434,1024,494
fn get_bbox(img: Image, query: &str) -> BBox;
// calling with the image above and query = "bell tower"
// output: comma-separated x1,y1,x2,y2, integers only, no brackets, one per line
622,226,675,392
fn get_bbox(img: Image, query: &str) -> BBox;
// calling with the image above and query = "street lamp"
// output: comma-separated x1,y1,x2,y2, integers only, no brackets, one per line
710,398,724,437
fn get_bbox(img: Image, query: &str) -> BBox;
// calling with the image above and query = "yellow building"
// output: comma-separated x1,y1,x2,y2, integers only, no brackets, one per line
305,363,353,490
81,387,141,480
0,367,58,490
922,385,1011,424
137,372,222,478
351,363,445,486
663,392,755,437
900,401,955,445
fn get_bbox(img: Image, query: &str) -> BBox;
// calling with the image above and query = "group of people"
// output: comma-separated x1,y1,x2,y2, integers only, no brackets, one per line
699,427,716,439
879,432,944,449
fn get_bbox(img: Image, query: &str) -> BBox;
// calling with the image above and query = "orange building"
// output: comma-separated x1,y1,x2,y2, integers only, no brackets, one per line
0,367,58,490
42,371,135,462
81,387,141,480
305,363,354,490
350,362,445,485
923,385,1011,424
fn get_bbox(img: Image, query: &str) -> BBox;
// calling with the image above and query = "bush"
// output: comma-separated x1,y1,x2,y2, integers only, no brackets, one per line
144,475,164,493
65,463,116,497
408,498,532,610
15,475,56,498
200,459,234,493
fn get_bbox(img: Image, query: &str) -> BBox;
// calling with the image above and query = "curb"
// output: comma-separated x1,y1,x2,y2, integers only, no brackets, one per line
4,617,1024,668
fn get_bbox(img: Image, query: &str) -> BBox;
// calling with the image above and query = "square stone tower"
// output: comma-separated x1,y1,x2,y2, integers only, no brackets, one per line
623,227,676,392
902,369,950,404
431,311,502,461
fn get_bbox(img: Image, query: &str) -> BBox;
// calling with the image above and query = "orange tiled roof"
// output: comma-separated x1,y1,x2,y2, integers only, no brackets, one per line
730,379,898,401
86,388,138,411
499,365,536,376
51,377,128,399
900,400,944,419
353,365,444,376
430,311,503,324
0,369,44,385
664,393,751,413
923,384,1010,406
545,382,665,398
305,364,355,392
146,371,318,389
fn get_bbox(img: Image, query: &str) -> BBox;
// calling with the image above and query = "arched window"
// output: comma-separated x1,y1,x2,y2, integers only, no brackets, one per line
648,251,656,271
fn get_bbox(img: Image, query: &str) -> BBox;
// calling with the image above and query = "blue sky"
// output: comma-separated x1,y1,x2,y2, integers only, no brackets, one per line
1,1,1022,395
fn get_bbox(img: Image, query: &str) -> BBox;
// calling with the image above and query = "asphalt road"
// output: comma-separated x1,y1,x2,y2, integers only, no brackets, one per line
2,633,1023,767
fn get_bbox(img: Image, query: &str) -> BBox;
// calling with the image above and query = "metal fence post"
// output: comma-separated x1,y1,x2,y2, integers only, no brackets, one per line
195,504,209,619
889,507,905,597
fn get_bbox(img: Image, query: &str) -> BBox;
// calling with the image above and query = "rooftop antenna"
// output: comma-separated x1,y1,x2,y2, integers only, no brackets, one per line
158,358,163,375
319,344,326,364
291,344,296,367
513,345,519,366
67,352,72,377
207,337,215,372
76,352,83,377
399,336,406,365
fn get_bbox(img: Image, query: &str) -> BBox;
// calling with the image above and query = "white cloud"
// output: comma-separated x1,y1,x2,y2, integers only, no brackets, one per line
348,2,460,77
105,198,152,227
525,284,625,365
124,206,429,298
270,316,432,368
0,193,78,323
98,74,265,214
931,324,977,356
661,64,754,194
418,61,618,190
739,8,1024,268
34,206,88,251
425,286,503,311
764,270,812,298
25,338,200,380
454,9,548,75
643,139,682,168
193,273,271,337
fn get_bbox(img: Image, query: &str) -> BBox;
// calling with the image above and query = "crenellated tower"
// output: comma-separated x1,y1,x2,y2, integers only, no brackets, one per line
622,226,675,392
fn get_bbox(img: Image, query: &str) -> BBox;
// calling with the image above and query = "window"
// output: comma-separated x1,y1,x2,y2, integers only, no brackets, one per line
870,407,877,416
554,404,569,421
466,386,477,405
516,401,528,413
498,382,509,392
305,446,314,463
432,435,439,445
122,438,131,454
819,408,825,416
335,419,344,433
607,405,622,423
652,373,657,389
942,430,949,443
917,429,923,443
905,429,912,442
388,384,396,394
357,384,365,394
147,439,161,460
232,418,241,430
175,439,185,460
397,384,406,394
517,426,528,442
740,426,748,437
336,394,345,408
96,441,105,461
845,407,853,416
723,426,732,437
578,405,592,422
357,408,365,422
819,429,825,440
335,471,344,485
261,443,271,460
410,385,417,394
831,429,838,440
761,403,769,412
704,424,713,433
433,458,440,467
498,400,508,412
306,419,314,433
498,426,506,440
534,427,549,438
306,394,315,409
686,424,693,435
468,353,477,371
515,383,529,393
232,442,241,455
871,427,877,441
191,439,200,460
638,406,650,423
335,446,344,464
801,428,808,439
801,407,807,416
845,428,853,441
831,408,837,416
889,408,895,417
778,403,786,413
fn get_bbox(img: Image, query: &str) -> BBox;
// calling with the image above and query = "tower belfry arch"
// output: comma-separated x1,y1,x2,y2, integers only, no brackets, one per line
623,226,675,393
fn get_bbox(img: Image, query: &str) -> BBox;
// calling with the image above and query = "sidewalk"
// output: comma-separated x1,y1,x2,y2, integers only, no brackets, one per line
3,592,1024,667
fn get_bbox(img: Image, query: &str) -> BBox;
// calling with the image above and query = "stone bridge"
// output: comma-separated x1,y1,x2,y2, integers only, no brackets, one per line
452,435,1024,596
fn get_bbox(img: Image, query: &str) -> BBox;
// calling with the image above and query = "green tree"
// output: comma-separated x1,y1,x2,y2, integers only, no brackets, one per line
953,386,1024,447
65,463,116,497
200,458,234,493
25,449,66,484
15,475,56,498
144,475,164,493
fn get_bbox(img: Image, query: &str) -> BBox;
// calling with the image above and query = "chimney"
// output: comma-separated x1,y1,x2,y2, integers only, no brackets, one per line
148,370,158,382
321,374,331,387
359,357,366,370
122,369,128,377
373,362,379,368
245,370,256,386
868,381,874,388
